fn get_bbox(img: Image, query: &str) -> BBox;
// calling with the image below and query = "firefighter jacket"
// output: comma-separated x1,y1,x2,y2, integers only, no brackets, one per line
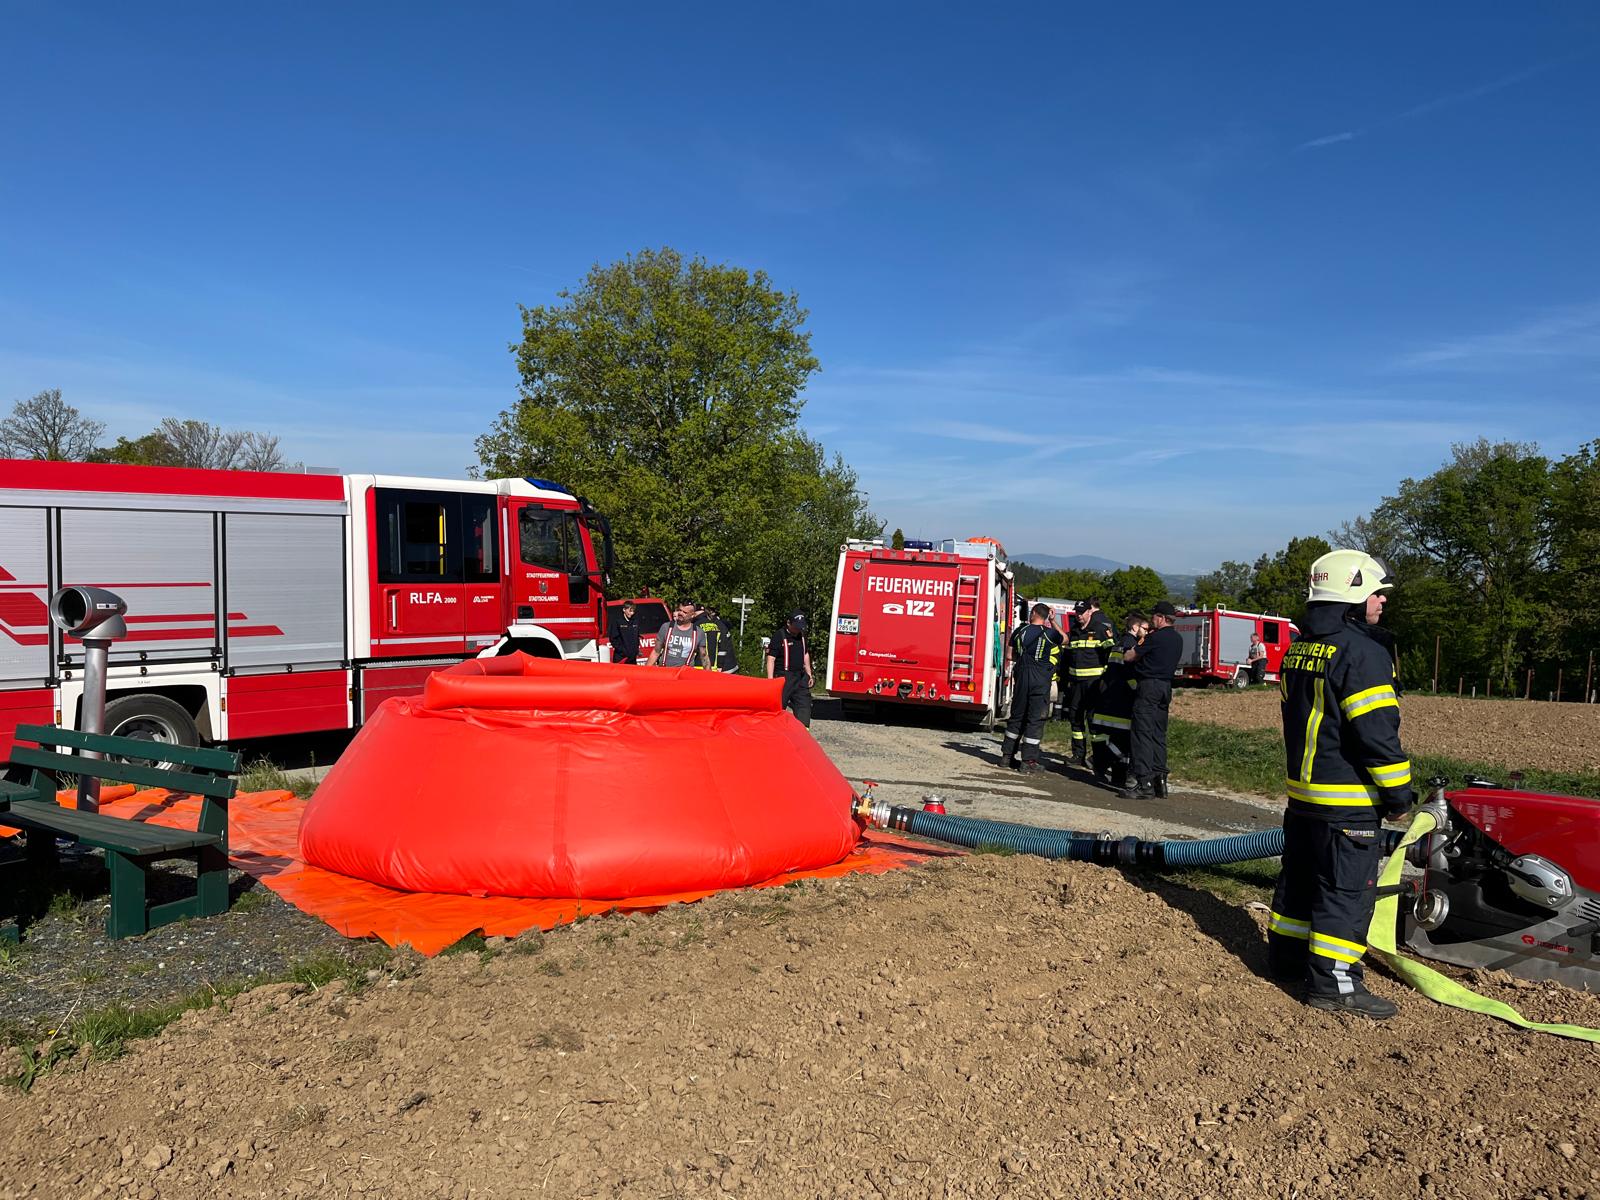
1279,604,1414,821
1063,612,1116,681
1090,631,1140,729
1009,623,1063,686
695,617,724,670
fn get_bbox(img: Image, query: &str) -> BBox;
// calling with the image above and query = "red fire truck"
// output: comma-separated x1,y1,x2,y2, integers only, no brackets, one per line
827,538,1014,726
1172,607,1297,687
0,460,614,756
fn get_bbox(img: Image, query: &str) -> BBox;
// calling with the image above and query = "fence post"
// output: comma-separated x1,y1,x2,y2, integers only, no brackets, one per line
1457,676,1463,697
1524,667,1532,701
1486,677,1492,699
1556,668,1563,701
1588,650,1595,703
1432,634,1441,694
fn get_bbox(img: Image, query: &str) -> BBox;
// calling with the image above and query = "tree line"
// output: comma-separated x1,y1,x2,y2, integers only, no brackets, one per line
1193,439,1600,699
0,388,292,471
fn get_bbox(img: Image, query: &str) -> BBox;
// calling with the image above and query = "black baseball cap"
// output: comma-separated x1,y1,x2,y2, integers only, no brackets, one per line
1074,600,1091,614
1153,600,1178,617
788,612,807,632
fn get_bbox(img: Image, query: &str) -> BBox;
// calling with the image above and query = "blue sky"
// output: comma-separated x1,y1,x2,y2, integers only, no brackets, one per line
3,4,1597,571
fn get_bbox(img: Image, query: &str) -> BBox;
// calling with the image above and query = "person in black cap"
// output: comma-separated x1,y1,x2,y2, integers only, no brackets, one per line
1061,597,1116,769
1120,599,1182,798
766,612,813,727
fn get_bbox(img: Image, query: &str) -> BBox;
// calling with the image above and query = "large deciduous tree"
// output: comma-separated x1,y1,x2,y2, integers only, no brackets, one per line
1243,535,1332,622
89,419,288,471
0,389,106,461
475,248,877,641
1372,440,1550,689
1193,560,1253,608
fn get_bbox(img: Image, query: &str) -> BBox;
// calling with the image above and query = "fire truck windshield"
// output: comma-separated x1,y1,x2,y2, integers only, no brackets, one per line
518,507,585,574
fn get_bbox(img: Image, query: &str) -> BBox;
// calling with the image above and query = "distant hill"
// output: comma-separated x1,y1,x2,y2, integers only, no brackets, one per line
1015,552,1195,602
1015,553,1128,573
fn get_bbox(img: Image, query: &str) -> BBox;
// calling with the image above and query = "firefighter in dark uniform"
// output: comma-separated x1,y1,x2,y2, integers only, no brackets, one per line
1121,600,1181,798
609,600,643,665
693,603,729,671
1268,549,1413,1019
765,612,813,727
1060,599,1115,767
999,603,1063,772
1089,613,1147,789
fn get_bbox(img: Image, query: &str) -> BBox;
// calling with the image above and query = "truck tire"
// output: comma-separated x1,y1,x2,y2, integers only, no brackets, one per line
1231,669,1249,689
102,694,201,749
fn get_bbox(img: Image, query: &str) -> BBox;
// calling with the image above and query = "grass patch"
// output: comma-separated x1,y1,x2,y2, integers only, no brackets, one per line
231,888,273,915
4,945,392,1091
1051,716,1600,801
238,757,319,800
1157,857,1281,906
439,932,489,959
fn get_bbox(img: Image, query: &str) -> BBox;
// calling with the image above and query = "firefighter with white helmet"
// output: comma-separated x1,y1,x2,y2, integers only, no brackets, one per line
1268,549,1413,1019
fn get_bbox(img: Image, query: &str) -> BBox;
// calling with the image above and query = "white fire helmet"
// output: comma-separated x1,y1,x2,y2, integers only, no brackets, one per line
1306,549,1395,604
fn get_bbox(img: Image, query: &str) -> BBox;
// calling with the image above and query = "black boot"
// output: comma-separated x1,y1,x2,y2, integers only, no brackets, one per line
1152,775,1168,798
1308,991,1397,1020
999,735,1018,770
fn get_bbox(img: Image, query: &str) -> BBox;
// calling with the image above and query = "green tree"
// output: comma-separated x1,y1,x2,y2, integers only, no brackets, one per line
0,389,105,460
1193,560,1252,608
1102,565,1169,629
88,420,289,471
1541,440,1599,667
1372,440,1550,689
1243,535,1331,621
891,527,905,550
475,247,876,642
1029,568,1106,602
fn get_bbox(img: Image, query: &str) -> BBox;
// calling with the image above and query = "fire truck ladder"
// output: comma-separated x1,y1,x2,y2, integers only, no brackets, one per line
949,574,982,685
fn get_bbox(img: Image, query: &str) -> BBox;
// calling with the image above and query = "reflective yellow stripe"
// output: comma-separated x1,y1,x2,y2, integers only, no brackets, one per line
1339,684,1394,713
1313,930,1365,954
1300,676,1325,783
1369,760,1412,786
1286,779,1380,806
1092,715,1132,730
1310,940,1364,964
1269,911,1310,939
1068,666,1106,677
1345,692,1399,718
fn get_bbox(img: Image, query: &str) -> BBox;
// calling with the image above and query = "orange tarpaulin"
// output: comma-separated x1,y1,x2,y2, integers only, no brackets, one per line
6,786,950,955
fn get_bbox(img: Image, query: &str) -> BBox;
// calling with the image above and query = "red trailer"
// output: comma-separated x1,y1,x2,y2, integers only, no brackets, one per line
1172,607,1297,687
0,460,615,756
827,538,1014,726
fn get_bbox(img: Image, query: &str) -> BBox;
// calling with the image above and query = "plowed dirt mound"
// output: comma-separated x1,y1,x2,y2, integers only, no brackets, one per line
1173,689,1600,776
3,856,1596,1199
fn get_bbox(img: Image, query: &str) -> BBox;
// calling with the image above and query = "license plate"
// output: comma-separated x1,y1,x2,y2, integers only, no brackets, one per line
836,615,859,634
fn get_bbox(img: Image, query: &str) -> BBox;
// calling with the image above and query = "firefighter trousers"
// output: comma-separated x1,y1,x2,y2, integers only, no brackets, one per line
780,674,813,728
1267,811,1385,997
1001,675,1051,764
1129,678,1171,783
1064,680,1097,761
1089,718,1131,786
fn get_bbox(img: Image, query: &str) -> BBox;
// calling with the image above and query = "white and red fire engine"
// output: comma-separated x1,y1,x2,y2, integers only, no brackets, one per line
1172,607,1297,687
0,460,615,756
827,538,1014,726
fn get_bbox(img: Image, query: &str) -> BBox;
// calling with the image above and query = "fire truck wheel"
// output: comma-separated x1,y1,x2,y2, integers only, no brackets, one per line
102,694,201,748
1230,670,1249,689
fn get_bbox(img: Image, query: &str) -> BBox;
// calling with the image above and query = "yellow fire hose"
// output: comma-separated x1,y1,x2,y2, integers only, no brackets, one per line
1367,811,1600,1042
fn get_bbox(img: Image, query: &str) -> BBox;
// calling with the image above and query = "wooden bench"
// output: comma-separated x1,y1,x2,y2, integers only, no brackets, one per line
0,725,240,939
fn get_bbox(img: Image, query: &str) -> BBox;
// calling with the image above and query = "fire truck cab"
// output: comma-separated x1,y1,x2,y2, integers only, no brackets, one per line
0,461,614,755
828,537,1014,727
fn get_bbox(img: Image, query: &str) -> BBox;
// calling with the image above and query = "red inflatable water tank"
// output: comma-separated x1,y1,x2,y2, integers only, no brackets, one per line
299,655,861,899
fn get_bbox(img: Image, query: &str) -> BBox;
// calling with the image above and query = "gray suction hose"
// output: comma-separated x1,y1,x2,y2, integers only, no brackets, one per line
861,803,1399,868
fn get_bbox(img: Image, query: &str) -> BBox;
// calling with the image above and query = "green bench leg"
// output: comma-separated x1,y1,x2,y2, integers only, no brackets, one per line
195,843,228,918
106,851,149,940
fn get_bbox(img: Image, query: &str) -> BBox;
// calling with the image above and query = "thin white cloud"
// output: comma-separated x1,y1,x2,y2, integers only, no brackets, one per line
1394,301,1600,371
1296,51,1588,151
1296,130,1360,151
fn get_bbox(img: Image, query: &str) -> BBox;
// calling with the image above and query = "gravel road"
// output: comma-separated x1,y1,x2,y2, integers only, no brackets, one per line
808,697,1281,842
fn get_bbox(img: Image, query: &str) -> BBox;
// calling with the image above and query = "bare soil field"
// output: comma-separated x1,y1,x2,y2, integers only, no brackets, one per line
4,853,1598,1200
1172,689,1600,776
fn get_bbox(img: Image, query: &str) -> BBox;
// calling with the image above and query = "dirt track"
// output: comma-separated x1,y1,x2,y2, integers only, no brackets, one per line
1173,689,1600,776
4,853,1598,1199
